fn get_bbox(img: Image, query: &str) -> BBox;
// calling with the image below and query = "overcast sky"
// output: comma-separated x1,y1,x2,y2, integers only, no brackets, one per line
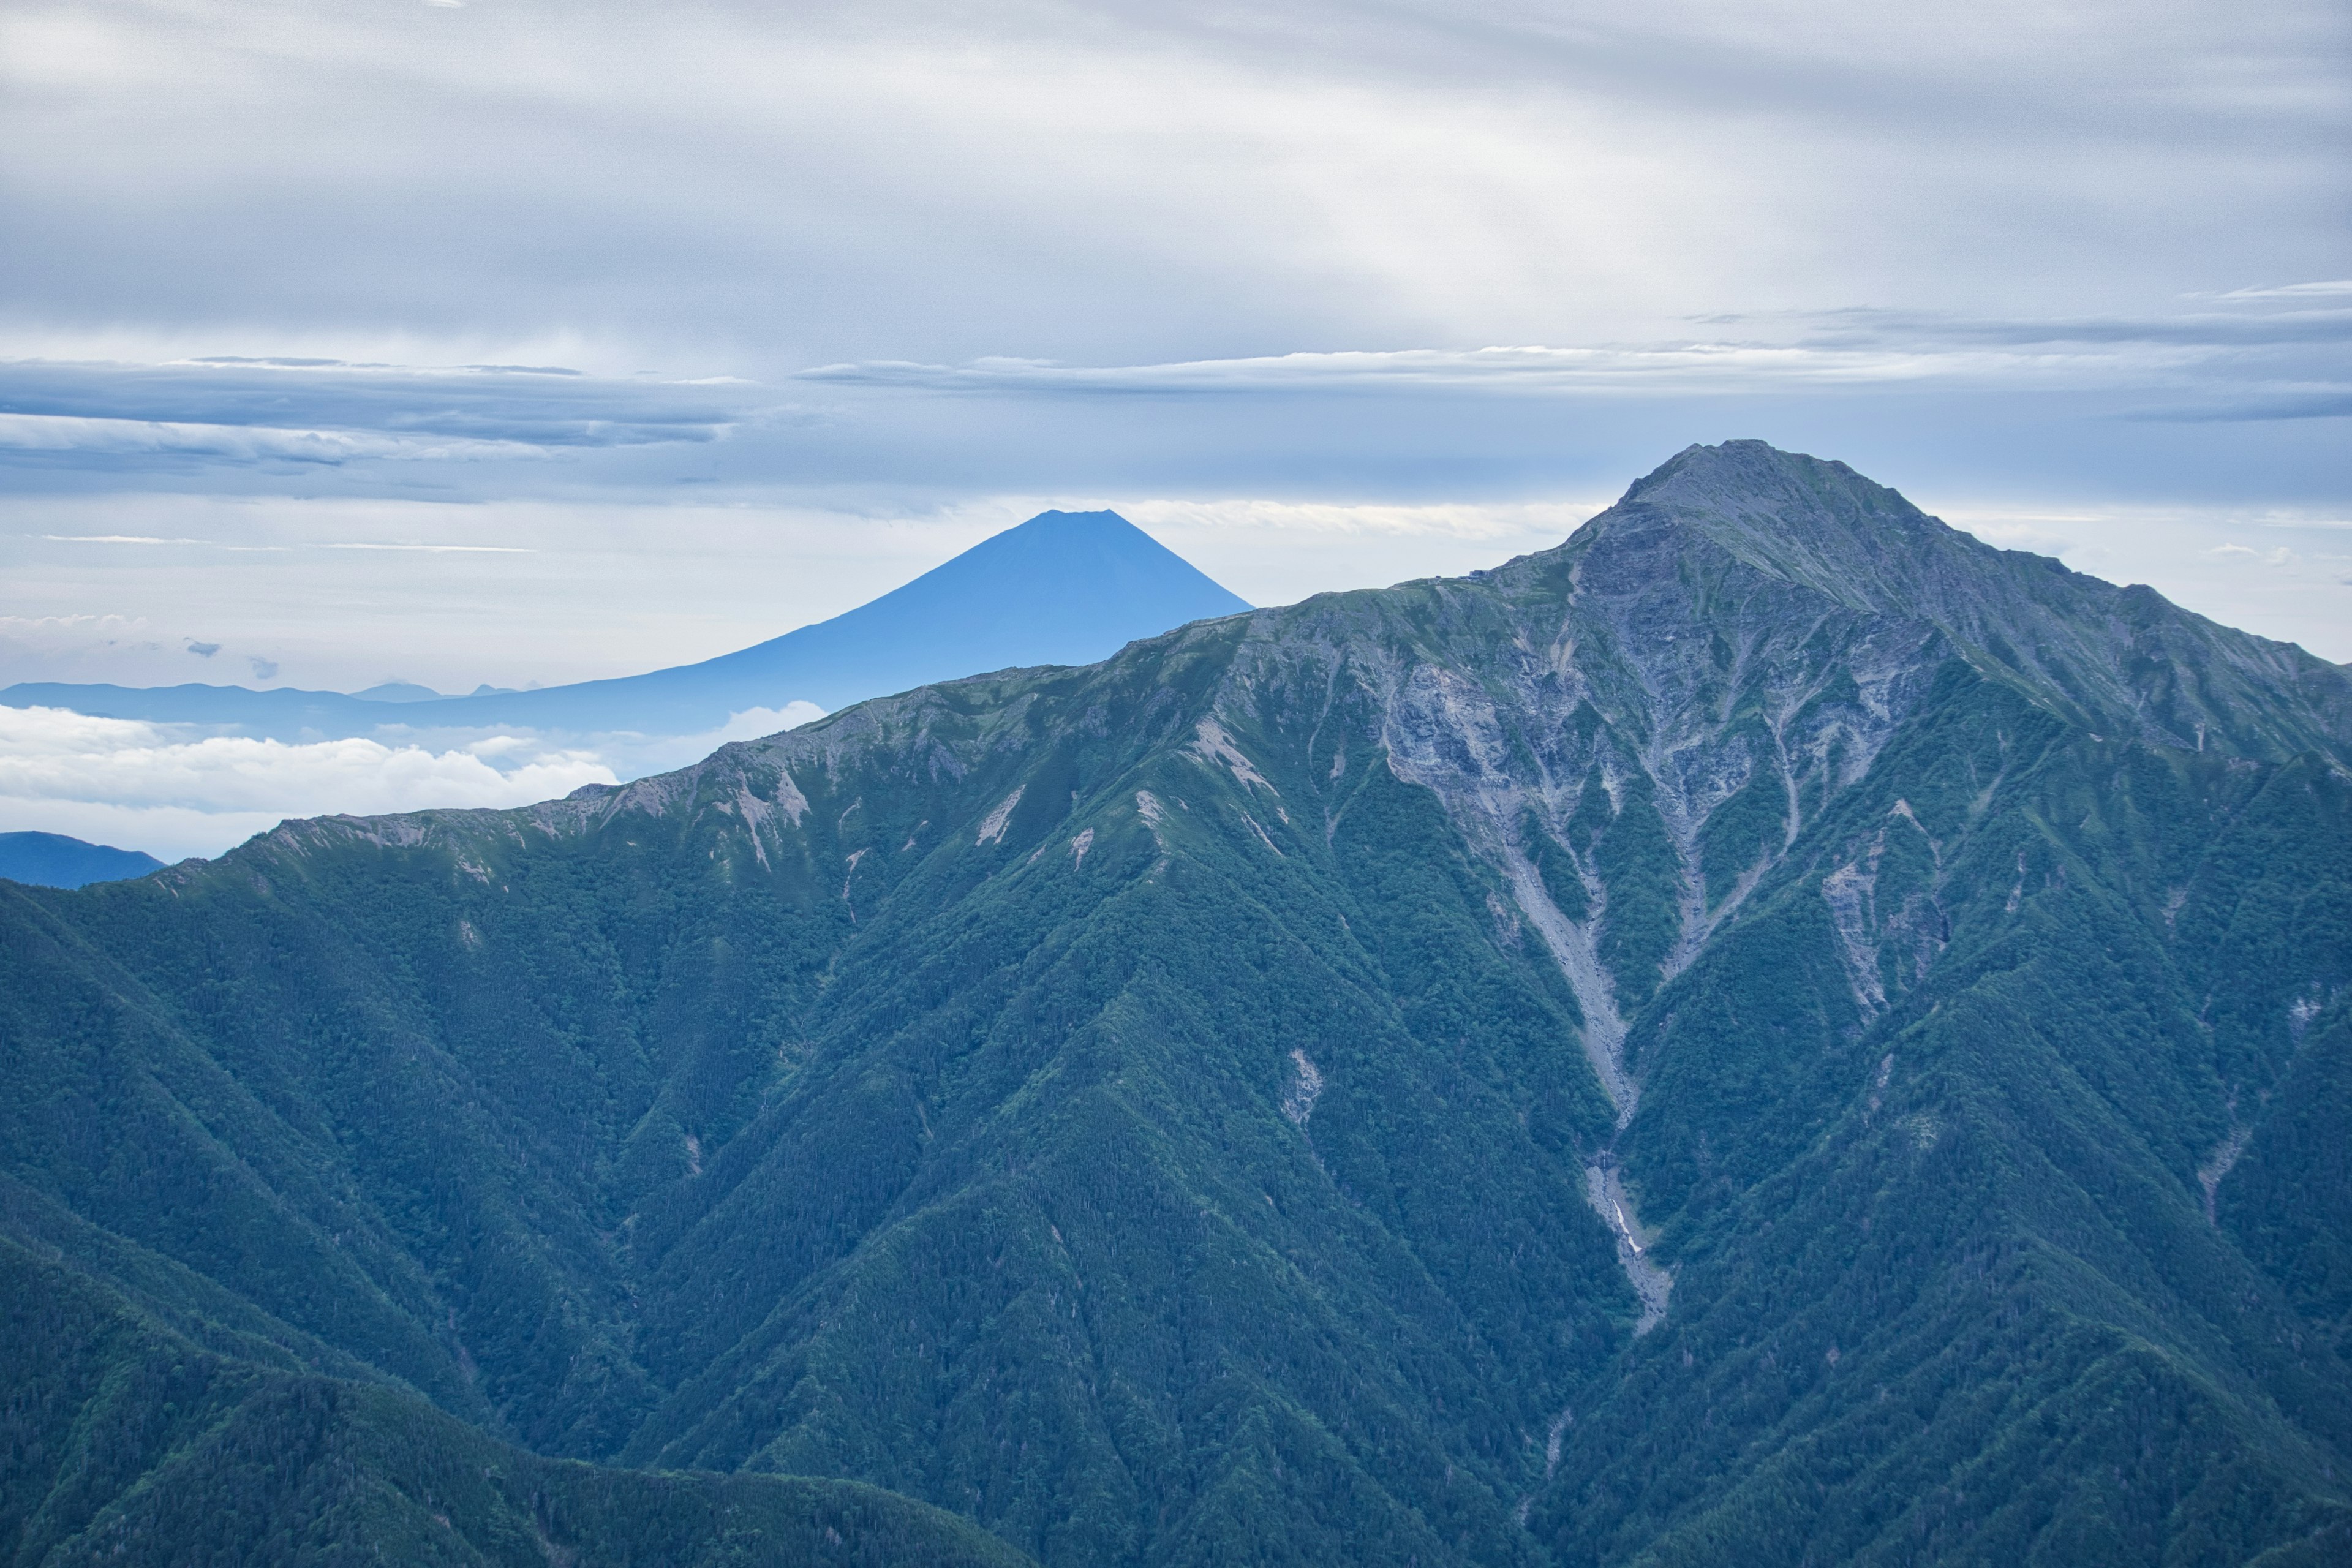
1,0,2348,854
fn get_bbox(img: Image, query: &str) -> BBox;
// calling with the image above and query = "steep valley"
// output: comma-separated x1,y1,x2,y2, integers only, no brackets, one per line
4,442,2351,1566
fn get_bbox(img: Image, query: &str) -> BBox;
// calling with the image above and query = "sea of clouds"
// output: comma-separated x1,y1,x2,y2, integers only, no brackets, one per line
0,701,823,863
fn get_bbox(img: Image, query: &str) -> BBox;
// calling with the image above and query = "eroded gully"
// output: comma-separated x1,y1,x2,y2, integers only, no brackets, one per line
1503,846,1673,1334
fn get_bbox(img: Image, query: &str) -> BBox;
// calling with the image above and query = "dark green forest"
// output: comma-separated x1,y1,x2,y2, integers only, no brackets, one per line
4,442,2350,1565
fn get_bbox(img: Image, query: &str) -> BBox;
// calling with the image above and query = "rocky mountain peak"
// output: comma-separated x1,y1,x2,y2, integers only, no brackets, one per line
1596,438,1954,611
1518,439,2352,763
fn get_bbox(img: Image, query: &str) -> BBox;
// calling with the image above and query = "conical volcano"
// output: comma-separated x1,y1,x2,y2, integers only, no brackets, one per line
428,506,1253,729
0,507,1253,741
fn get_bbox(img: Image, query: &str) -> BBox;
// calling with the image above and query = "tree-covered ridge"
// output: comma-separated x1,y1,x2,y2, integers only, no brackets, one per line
4,441,2349,1565
0,1232,1033,1566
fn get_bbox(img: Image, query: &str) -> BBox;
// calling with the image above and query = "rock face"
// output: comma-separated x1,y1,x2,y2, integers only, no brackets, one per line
6,442,2352,1567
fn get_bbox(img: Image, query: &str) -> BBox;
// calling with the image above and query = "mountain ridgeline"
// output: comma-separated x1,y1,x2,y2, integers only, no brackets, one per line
0,832,162,890
0,508,1253,742
6,442,2351,1566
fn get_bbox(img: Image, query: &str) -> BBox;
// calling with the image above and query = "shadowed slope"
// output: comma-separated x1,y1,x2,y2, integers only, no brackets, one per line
0,1235,1034,1567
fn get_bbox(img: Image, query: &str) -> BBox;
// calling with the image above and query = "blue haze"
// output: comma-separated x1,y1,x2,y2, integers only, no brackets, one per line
0,831,164,888
2,510,1250,741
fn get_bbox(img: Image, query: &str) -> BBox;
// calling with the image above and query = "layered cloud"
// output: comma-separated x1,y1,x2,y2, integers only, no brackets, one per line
0,704,619,859
0,705,610,817
6,0,2341,362
0,699,829,862
0,357,758,475
0,0,2341,505
6,292,2345,496
798,300,2352,411
0,412,550,466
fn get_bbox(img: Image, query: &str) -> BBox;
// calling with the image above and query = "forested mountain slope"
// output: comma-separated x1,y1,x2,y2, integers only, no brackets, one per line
4,441,2349,1566
0,1225,1031,1566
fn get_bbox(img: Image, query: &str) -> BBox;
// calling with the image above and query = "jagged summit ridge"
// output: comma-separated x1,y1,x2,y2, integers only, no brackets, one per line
1521,439,2352,763
1610,439,1961,609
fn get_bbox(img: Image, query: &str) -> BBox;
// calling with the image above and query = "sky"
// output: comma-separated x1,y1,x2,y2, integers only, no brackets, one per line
2,0,2348,858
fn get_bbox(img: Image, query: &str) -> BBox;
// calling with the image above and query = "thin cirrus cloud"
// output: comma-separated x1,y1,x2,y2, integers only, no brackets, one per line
2211,281,2352,302
796,304,2352,402
0,357,752,470
42,535,223,546
0,412,548,466
1,291,2343,497
787,288,2352,420
38,533,524,554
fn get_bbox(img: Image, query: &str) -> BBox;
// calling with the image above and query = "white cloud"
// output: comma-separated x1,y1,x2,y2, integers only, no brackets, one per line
794,339,2209,398
2211,281,2352,301
2207,543,2286,562
5,0,2341,383
0,704,617,860
0,698,835,862
0,412,548,464
43,534,216,545
708,703,826,743
592,703,829,777
3,801,287,865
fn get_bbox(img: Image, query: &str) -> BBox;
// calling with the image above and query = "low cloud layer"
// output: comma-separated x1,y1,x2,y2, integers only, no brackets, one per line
0,700,821,862
0,704,616,860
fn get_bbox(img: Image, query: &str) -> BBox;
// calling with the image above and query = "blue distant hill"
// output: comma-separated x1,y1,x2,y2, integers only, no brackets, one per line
1,510,1251,742
0,831,164,888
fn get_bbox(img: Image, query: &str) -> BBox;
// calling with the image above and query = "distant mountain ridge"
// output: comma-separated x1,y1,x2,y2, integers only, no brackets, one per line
0,508,1251,742
5,443,2348,1567
0,831,163,889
